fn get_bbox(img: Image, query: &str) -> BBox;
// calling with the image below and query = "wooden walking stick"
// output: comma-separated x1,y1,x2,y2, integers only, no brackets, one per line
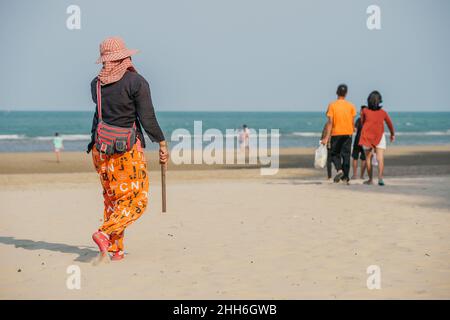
161,164,167,213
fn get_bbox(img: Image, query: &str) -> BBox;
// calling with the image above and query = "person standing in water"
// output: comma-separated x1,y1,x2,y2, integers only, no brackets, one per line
321,84,357,184
359,91,395,186
53,132,64,163
87,37,169,261
351,106,367,180
239,124,250,150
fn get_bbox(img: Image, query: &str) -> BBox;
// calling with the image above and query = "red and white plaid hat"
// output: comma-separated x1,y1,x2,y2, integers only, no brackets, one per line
96,37,138,64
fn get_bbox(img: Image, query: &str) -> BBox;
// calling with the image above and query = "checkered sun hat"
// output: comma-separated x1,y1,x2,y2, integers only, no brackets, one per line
96,37,138,64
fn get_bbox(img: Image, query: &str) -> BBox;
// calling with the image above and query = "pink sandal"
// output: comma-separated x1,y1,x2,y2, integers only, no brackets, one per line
92,231,111,254
111,251,125,261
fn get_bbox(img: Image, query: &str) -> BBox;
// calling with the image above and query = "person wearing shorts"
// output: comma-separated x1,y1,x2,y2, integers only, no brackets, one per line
53,132,64,163
359,91,395,186
351,106,367,180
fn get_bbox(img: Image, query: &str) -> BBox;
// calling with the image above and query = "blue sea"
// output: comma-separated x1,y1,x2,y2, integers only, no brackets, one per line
0,111,449,152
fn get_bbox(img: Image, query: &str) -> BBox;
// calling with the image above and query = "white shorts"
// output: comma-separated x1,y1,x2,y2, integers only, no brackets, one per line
362,134,386,151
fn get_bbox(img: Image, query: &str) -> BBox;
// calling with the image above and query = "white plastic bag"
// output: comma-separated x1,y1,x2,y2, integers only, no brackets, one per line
372,152,378,167
314,143,328,169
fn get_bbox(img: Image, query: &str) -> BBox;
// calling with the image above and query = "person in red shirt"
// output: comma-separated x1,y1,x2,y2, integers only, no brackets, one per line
359,91,395,186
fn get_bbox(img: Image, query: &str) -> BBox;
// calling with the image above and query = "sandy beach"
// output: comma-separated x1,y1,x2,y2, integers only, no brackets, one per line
2,0,449,305
1,145,450,299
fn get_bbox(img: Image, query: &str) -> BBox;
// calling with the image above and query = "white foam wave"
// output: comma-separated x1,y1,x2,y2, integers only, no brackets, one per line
290,131,450,138
1,130,449,142
0,134,91,141
0,134,25,140
171,132,281,139
394,130,450,137
34,134,91,141
291,132,322,137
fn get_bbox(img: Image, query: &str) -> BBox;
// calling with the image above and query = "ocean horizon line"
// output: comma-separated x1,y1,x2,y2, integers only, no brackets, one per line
1,109,449,113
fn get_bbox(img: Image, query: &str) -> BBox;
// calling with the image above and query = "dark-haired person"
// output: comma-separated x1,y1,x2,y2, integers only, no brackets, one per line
321,84,357,184
53,132,64,163
87,37,169,261
359,91,395,186
351,106,367,180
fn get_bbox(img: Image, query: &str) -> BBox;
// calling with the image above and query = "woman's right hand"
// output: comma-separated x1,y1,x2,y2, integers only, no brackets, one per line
390,135,395,143
159,141,169,167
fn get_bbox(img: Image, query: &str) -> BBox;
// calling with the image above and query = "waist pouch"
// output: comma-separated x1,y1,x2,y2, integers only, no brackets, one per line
94,79,136,155
95,120,136,155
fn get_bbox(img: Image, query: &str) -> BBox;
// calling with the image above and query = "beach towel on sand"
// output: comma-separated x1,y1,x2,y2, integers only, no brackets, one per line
92,143,149,252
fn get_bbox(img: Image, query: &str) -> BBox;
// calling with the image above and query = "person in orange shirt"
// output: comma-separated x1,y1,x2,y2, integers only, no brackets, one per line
321,84,357,184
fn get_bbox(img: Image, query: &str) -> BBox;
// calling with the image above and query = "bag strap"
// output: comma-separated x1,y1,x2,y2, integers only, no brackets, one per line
96,79,102,121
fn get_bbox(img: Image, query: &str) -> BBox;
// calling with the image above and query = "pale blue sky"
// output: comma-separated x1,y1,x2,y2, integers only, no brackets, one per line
1,0,449,111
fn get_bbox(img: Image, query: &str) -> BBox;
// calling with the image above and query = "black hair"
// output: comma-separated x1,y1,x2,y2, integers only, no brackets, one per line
361,105,367,109
367,91,383,111
55,132,59,136
336,84,348,97
243,124,248,128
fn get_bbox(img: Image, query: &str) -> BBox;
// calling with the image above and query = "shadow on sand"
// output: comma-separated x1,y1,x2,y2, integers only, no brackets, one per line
266,176,450,212
0,236,98,263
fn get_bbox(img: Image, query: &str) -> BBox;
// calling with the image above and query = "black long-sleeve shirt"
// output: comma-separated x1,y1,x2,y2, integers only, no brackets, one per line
87,70,165,152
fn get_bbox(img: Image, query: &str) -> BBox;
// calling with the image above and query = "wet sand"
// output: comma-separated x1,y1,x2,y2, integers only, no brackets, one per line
0,145,449,178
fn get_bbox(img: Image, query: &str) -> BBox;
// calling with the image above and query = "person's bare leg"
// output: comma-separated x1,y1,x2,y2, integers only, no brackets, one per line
351,159,358,179
376,148,385,182
55,151,60,163
364,149,373,184
360,160,367,179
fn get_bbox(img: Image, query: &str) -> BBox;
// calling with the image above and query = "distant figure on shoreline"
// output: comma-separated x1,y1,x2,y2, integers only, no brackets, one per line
53,132,63,163
321,84,357,185
239,124,250,150
359,91,395,186
351,106,367,180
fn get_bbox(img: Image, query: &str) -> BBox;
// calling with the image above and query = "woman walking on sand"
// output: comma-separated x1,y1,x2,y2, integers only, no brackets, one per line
359,91,395,186
87,37,169,261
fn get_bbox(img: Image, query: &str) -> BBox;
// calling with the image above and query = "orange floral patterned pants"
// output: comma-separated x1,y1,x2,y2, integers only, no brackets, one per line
92,143,149,252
